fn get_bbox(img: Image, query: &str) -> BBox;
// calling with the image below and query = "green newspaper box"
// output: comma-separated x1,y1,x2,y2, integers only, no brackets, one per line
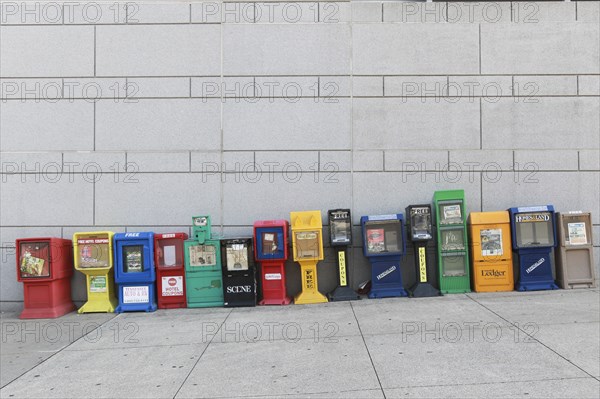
433,190,471,293
184,216,224,307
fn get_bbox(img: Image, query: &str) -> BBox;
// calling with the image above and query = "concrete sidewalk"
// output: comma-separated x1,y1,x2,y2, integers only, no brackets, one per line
1,289,599,399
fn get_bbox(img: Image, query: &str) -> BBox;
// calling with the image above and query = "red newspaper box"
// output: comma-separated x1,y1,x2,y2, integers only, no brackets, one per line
16,237,76,319
254,220,291,305
155,233,189,309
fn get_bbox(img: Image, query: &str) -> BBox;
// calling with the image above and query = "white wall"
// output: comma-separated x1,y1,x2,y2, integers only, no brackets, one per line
1,1,599,301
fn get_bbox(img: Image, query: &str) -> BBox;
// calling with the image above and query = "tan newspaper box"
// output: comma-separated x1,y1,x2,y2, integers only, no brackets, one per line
555,212,596,289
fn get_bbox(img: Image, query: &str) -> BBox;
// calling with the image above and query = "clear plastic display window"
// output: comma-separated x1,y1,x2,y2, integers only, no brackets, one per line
261,232,279,255
480,228,504,257
440,228,465,251
365,220,402,255
411,213,432,240
331,220,351,244
562,215,591,246
193,217,208,227
226,243,249,271
295,231,321,258
19,242,50,278
78,235,110,268
515,214,554,247
189,244,217,267
123,245,144,273
442,254,466,277
438,202,463,225
79,244,110,268
157,238,184,268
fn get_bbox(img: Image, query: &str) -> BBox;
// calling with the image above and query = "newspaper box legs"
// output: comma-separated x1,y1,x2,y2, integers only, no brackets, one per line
16,237,76,319
73,231,118,313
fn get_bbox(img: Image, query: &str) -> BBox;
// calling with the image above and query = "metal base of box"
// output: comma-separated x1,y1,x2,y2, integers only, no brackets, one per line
473,285,514,293
516,281,559,291
328,285,360,301
158,301,187,309
560,281,597,289
78,298,118,314
259,297,292,305
20,302,76,319
368,286,408,299
115,302,157,313
294,290,328,304
224,301,256,308
187,300,224,308
441,288,472,294
409,282,441,298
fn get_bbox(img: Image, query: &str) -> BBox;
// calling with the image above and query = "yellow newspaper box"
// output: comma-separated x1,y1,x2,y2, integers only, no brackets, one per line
469,212,514,292
290,210,328,304
73,231,118,313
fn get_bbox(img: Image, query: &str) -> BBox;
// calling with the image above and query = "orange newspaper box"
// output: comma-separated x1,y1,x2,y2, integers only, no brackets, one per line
469,211,514,292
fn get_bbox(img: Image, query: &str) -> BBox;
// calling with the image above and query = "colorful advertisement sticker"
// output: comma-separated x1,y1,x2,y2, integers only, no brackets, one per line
366,228,385,253
90,276,108,293
161,276,184,296
123,286,149,303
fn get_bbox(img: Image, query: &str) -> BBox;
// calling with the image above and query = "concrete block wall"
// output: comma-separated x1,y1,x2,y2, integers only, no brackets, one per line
1,1,599,302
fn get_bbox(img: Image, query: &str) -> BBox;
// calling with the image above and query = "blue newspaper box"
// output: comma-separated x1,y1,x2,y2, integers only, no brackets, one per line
509,206,558,291
361,214,408,298
114,232,157,312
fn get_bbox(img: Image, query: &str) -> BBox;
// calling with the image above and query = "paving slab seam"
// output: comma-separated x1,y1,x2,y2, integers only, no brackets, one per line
465,293,600,382
513,320,600,327
466,289,598,299
0,313,119,389
381,375,594,390
349,301,387,399
57,331,364,349
172,308,233,399
206,332,362,345
62,342,214,352
195,387,384,399
358,322,515,339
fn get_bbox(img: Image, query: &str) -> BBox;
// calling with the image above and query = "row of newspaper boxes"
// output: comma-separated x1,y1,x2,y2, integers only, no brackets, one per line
15,190,596,319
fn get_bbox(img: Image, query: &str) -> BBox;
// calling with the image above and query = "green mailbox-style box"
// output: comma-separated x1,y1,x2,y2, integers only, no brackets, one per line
184,216,224,308
433,190,471,294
